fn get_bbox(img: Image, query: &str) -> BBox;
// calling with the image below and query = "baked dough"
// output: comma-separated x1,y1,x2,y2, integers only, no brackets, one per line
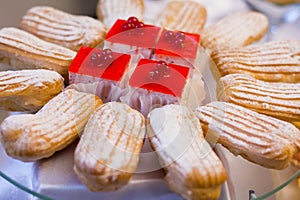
74,102,145,191
155,0,207,34
147,105,227,200
0,89,102,162
0,69,64,112
217,73,300,123
195,102,300,170
0,27,76,80
201,11,268,50
211,40,300,83
20,6,107,51
97,0,145,28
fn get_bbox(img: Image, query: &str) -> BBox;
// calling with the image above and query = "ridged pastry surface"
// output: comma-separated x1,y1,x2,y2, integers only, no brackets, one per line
218,73,300,122
0,89,102,162
0,69,64,111
147,105,227,200
74,102,145,191
201,11,268,50
211,40,300,82
20,6,107,51
155,0,207,34
195,102,300,170
96,0,145,28
0,27,76,78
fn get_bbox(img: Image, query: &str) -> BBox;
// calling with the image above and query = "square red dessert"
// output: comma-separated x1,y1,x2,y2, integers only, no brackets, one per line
68,46,133,102
121,59,205,116
152,29,200,68
104,17,161,59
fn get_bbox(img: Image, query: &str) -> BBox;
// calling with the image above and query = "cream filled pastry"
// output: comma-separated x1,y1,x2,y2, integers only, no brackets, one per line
195,102,300,170
0,69,64,112
20,6,107,51
74,102,145,191
0,27,76,80
211,40,300,83
147,105,227,200
0,89,102,162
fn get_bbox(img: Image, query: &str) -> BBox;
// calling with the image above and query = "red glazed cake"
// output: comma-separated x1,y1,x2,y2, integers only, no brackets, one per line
152,29,201,68
121,59,205,116
104,17,161,59
68,46,134,102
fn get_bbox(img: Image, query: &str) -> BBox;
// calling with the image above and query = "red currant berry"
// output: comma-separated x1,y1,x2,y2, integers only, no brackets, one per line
103,54,114,65
103,48,112,55
164,31,175,42
122,22,133,31
136,22,145,29
157,61,168,73
163,65,171,77
90,52,103,66
149,69,161,80
175,31,186,41
127,16,139,25
174,38,185,48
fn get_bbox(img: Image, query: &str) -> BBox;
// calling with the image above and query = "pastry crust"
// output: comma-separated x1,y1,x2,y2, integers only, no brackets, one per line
195,102,300,170
217,73,300,123
201,11,268,50
74,102,145,191
20,6,107,51
147,105,227,200
0,69,64,112
0,27,76,80
0,89,102,162
155,0,207,34
97,0,145,28
211,40,300,83
267,0,300,4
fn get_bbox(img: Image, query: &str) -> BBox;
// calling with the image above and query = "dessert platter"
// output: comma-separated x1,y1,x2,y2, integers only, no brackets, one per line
0,0,300,200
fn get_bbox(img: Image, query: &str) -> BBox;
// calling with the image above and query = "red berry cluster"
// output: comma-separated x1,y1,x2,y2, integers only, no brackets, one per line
164,30,186,49
149,61,171,80
122,17,145,34
90,49,114,67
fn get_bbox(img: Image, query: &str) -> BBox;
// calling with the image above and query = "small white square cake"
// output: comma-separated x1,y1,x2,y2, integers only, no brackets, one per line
104,17,161,59
68,47,134,102
121,59,205,116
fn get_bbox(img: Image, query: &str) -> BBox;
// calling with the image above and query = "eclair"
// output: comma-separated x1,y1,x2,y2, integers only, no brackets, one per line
0,27,76,79
211,40,300,83
155,0,207,34
20,6,107,51
195,102,300,170
201,11,268,50
74,102,145,191
0,69,64,112
147,105,227,200
217,73,300,123
0,89,102,162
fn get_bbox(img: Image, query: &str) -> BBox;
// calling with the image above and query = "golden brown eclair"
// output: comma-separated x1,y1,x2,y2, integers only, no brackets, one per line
20,6,107,51
147,104,227,200
195,102,300,170
0,89,102,162
74,102,145,191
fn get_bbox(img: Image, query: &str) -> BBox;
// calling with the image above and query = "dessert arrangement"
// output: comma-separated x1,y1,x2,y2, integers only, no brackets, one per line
0,0,300,199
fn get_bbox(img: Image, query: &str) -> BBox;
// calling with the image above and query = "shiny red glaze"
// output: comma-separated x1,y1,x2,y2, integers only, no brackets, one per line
106,19,161,48
155,29,200,59
69,46,131,81
129,59,189,97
